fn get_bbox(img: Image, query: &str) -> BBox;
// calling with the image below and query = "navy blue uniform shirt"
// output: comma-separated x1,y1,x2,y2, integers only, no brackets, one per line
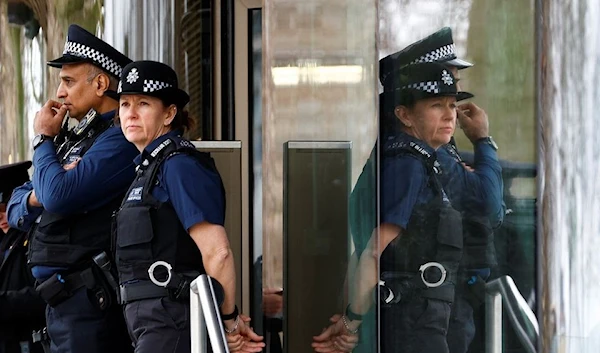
380,133,438,229
131,130,225,230
7,110,138,280
437,143,504,227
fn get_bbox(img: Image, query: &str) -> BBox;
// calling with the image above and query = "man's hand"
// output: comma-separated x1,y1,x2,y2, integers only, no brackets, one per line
312,314,360,353
34,100,68,137
457,102,489,143
225,314,265,353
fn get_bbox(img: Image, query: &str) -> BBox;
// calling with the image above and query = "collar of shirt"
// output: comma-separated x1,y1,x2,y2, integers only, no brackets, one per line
382,131,436,155
100,110,116,121
133,129,183,166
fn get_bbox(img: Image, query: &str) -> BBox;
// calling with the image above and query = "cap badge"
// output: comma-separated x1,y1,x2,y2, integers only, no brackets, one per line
117,81,123,93
126,68,140,84
441,70,453,85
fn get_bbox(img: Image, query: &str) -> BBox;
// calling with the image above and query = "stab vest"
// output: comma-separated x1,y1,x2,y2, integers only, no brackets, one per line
28,119,119,268
115,137,225,284
379,140,463,281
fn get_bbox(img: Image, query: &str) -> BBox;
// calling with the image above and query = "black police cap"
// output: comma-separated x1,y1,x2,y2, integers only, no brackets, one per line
379,27,473,86
0,161,32,204
381,62,473,104
47,24,132,79
117,61,190,108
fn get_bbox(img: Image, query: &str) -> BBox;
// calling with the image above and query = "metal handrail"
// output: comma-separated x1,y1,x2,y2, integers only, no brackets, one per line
190,274,230,353
485,275,539,353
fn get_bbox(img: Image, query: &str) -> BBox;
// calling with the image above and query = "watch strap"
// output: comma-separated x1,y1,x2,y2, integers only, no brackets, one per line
221,305,239,321
345,304,363,321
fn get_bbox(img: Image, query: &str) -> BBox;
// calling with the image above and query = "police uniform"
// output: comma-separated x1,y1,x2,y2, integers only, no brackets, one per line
6,25,137,353
0,162,46,353
368,63,473,353
114,61,226,353
351,28,503,353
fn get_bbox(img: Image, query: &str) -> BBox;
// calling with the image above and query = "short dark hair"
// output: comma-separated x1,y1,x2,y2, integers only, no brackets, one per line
87,64,119,91
379,89,419,136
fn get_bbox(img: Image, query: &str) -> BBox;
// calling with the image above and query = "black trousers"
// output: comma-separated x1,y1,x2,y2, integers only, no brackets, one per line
447,295,476,353
381,297,452,353
46,287,132,353
124,298,190,353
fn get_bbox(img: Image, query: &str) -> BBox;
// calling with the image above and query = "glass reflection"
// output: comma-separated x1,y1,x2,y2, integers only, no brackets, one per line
374,1,536,352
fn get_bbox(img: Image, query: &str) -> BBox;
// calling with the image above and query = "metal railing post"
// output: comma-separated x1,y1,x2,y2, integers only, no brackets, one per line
190,280,208,353
486,291,503,353
190,274,230,353
485,275,539,353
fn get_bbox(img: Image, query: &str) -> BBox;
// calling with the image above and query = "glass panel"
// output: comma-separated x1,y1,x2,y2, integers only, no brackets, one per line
378,1,536,352
540,1,600,351
263,1,378,352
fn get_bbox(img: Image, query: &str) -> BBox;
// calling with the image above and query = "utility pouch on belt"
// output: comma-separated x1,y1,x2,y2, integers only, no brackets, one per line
88,264,115,311
36,273,72,307
464,274,487,308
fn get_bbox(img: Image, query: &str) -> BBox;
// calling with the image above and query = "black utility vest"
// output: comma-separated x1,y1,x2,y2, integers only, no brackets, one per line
115,138,224,284
28,119,118,268
379,141,463,279
443,143,497,269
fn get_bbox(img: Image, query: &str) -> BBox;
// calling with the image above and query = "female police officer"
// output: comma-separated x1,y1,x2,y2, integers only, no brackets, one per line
114,61,264,353
314,62,491,353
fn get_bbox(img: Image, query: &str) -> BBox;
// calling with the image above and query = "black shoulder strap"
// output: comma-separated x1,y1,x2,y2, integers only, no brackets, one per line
138,138,226,214
383,140,451,205
56,119,114,163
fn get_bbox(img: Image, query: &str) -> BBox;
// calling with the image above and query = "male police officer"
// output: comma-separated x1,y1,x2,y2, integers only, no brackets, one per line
7,24,137,353
377,28,503,353
0,161,46,353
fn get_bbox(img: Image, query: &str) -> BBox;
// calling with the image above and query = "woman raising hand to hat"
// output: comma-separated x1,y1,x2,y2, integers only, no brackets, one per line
115,61,264,353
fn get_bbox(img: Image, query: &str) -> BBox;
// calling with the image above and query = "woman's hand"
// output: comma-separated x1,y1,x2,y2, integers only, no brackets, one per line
312,314,360,352
225,314,265,352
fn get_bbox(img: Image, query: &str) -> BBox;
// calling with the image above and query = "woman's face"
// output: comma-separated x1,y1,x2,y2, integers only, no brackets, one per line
119,94,176,151
397,96,457,150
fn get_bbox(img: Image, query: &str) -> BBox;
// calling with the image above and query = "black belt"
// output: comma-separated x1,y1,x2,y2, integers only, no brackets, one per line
119,281,171,304
36,268,96,306
380,269,458,304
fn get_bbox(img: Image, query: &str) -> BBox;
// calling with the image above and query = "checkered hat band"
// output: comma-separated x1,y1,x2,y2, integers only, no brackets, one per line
64,41,123,77
410,44,456,65
143,80,173,93
402,81,440,94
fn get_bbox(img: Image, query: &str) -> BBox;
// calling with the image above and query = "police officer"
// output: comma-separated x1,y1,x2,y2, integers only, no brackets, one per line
6,24,137,353
315,62,483,353
115,61,264,353
378,28,504,353
0,161,46,353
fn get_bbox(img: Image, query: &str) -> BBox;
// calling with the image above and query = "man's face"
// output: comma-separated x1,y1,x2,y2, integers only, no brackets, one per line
55,63,102,120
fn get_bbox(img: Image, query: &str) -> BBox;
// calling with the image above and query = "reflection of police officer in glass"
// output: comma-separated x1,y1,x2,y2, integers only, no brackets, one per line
315,62,479,353
378,28,504,353
115,61,265,353
319,63,496,352
332,28,502,353
6,25,136,353
0,162,46,353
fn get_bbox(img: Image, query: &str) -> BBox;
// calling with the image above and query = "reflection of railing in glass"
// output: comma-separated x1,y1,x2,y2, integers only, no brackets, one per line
485,275,539,353
190,275,230,353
